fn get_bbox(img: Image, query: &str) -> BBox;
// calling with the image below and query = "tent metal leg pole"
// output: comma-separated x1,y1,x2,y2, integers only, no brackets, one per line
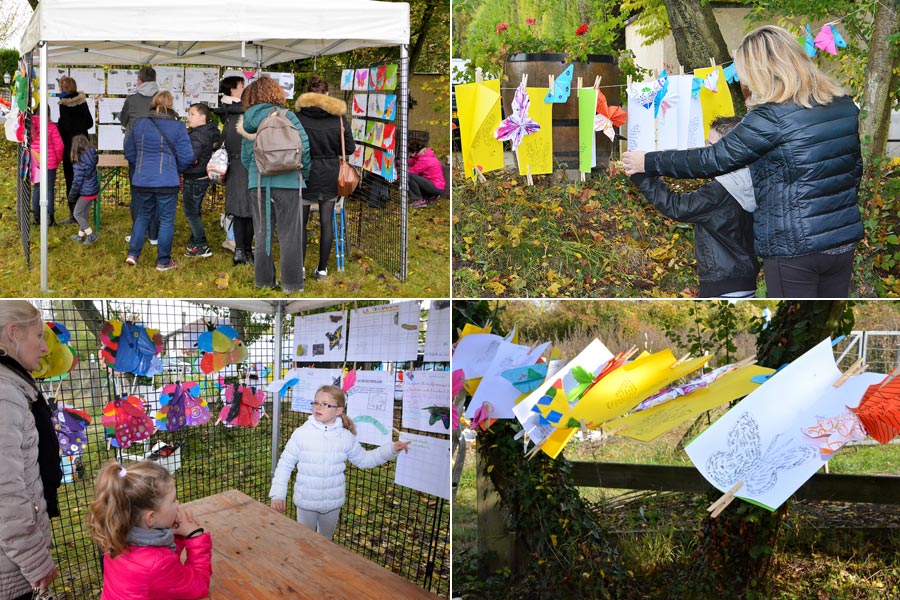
399,44,409,280
40,41,49,292
270,301,285,476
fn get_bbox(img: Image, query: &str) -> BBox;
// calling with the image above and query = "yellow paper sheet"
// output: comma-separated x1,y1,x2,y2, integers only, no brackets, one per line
455,80,505,180
567,350,711,426
516,87,553,176
694,66,734,140
604,365,775,442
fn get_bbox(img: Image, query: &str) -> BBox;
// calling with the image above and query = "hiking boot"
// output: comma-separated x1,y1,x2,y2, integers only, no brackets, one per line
185,245,213,258
233,249,253,265
156,259,178,272
82,232,98,245
125,255,137,266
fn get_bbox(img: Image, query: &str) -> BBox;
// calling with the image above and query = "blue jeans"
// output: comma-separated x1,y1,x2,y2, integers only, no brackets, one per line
182,178,210,247
32,168,57,222
129,190,177,265
129,163,158,240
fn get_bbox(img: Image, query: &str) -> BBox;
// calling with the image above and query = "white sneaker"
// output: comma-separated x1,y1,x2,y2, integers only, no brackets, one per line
124,235,131,243
313,268,328,281
222,239,236,252
150,239,158,246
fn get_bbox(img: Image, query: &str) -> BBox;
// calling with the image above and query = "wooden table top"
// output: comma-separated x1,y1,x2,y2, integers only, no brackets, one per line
97,153,129,168
184,490,441,600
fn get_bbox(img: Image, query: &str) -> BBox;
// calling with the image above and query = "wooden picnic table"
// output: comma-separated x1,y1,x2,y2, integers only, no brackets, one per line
183,490,441,600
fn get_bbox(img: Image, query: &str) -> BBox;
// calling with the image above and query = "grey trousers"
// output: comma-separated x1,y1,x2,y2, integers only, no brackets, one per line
250,186,305,292
74,198,93,231
296,506,341,539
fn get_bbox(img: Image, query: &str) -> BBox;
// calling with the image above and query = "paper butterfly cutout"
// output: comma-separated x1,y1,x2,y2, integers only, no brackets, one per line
495,82,541,152
802,409,866,458
702,68,719,93
101,395,155,449
33,322,76,380
156,381,209,432
100,321,164,377
631,81,660,110
595,89,626,132
814,23,846,56
424,405,451,429
804,24,817,58
705,411,818,495
198,324,247,374
850,374,900,444
501,363,548,394
452,369,465,398
53,405,91,456
544,64,574,104
472,401,496,431
594,113,616,142
219,383,264,427
532,379,575,426
653,70,670,118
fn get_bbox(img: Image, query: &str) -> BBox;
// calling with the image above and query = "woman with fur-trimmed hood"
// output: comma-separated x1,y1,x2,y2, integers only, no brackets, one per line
294,76,356,281
56,76,94,222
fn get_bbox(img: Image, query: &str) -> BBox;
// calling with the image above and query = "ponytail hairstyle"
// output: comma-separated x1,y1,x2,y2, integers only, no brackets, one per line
317,385,355,434
70,134,91,164
150,90,175,115
89,460,174,558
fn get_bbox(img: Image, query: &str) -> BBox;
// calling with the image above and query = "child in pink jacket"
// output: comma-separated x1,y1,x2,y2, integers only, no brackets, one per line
89,460,212,600
408,136,445,208
29,112,65,226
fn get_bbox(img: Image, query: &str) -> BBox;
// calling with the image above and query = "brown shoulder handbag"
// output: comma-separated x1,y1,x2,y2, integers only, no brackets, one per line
337,117,360,197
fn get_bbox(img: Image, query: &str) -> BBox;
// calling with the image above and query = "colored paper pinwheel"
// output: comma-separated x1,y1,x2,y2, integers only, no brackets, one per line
198,324,247,374
850,373,900,444
495,82,541,152
33,321,76,380
218,384,264,427
501,363,548,394
53,405,91,456
424,405,451,429
544,64,574,104
814,23,846,56
156,381,209,432
804,24,817,58
101,395,155,449
100,320,164,377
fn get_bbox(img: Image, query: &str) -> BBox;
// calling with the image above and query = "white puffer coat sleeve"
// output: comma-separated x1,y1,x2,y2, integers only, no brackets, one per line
269,418,398,513
0,364,54,600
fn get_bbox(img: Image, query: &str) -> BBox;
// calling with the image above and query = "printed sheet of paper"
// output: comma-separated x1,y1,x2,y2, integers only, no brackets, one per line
465,341,550,419
292,310,347,363
605,364,774,442
394,432,450,499
515,87,553,176
340,69,354,91
98,125,125,151
274,367,342,414
693,66,734,140
402,371,451,434
261,72,295,99
107,69,138,95
686,338,883,510
423,300,451,362
346,370,394,446
512,339,614,452
627,79,658,151
452,333,504,381
656,75,685,150
99,97,126,124
46,68,69,93
578,87,598,172
155,66,185,92
454,79,505,180
184,67,220,95
69,68,105,95
347,301,419,362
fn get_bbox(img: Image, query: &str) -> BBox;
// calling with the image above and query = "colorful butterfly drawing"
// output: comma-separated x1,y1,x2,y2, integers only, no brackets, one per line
198,324,247,374
850,373,900,444
802,409,866,457
325,324,342,351
101,395,155,449
340,69,354,91
814,23,844,56
219,384,264,427
355,68,369,90
501,363,548,394
352,95,367,117
544,64,574,104
100,320,164,377
156,381,209,432
33,321,76,380
804,24,817,58
53,405,91,456
424,405,451,429
495,82,541,152
701,68,719,93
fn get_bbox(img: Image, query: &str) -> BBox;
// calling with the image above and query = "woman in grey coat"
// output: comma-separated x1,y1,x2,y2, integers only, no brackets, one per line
0,301,57,600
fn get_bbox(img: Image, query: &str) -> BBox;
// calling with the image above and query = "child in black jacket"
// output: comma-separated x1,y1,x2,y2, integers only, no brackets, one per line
182,103,220,258
67,134,100,245
629,117,759,297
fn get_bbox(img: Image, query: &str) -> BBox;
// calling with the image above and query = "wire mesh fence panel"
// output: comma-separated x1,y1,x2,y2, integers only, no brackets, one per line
31,299,448,599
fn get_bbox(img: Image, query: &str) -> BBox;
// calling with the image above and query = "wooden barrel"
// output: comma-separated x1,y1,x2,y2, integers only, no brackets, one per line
503,53,621,173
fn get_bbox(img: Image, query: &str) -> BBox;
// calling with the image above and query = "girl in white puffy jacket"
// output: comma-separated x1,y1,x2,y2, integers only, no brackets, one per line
268,385,410,539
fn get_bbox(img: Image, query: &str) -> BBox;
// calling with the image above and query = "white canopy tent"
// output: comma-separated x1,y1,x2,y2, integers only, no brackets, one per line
20,0,410,291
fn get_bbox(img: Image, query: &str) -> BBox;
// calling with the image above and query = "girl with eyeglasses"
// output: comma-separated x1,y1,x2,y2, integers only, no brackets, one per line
268,385,410,539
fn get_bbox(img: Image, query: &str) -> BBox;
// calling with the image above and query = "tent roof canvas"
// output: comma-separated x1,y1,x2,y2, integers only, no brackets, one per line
21,0,410,67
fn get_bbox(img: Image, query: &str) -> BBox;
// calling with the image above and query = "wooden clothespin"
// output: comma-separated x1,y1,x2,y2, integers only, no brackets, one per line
623,345,639,362
653,68,659,79
679,64,685,76
593,75,601,90
879,366,900,389
526,164,533,186
525,435,549,460
833,357,865,387
734,355,758,369
579,419,590,439
709,57,716,68
626,74,632,87
548,74,554,91
475,68,483,83
708,481,743,518
521,73,528,88
670,352,691,368
53,379,64,399
577,76,583,90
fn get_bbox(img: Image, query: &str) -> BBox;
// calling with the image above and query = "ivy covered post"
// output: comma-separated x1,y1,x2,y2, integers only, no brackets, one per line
688,301,854,598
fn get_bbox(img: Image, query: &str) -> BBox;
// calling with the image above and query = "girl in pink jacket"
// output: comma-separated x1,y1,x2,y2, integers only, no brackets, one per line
408,136,445,208
29,113,65,226
89,460,212,600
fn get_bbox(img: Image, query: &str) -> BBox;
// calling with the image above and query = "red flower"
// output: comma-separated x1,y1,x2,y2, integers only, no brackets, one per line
496,22,509,34
525,17,536,25
576,23,589,36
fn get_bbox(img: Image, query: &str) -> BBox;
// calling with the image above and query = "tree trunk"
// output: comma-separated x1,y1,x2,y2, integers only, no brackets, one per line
663,0,745,115
858,0,900,196
691,301,852,598
71,300,105,337
408,0,437,73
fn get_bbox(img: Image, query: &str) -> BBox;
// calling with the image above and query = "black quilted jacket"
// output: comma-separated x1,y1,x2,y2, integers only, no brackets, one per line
644,95,863,258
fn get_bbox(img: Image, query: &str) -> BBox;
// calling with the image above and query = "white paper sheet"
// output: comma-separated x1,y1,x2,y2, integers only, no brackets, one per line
465,341,551,419
346,301,419,362
99,97,126,124
107,69,138,95
46,68,69,94
451,333,504,381
626,80,657,152
423,300,451,362
345,370,394,446
292,310,347,362
402,371,451,434
184,67,220,95
155,66,185,92
394,432,450,499
69,68,105,95
271,367,342,414
98,124,125,151
262,72,295,99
